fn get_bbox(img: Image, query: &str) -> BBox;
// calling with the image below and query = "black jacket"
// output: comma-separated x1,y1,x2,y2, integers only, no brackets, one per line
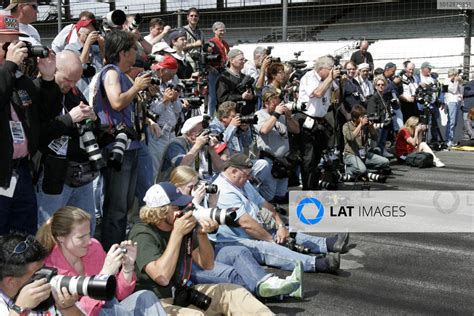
350,50,374,71
0,61,40,187
216,69,256,114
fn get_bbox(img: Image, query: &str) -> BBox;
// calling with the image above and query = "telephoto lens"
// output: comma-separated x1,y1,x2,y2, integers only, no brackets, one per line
80,129,106,170
339,174,355,182
50,275,117,301
192,207,238,226
367,172,387,183
319,180,338,190
108,132,131,171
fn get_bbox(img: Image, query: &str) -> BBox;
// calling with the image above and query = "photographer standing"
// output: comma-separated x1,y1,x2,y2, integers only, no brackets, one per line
91,30,151,250
0,15,51,235
297,55,340,190
36,51,99,233
217,49,256,115
183,8,205,71
416,62,441,143
256,91,300,203
128,182,274,315
342,105,390,180
0,232,83,316
399,62,419,122
444,68,463,147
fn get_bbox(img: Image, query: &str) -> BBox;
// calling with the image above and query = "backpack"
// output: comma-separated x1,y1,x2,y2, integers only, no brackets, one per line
405,152,433,168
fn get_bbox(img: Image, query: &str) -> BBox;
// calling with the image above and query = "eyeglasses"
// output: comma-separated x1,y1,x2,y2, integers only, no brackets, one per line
8,236,35,259
376,83,385,87
28,3,38,10
237,168,252,177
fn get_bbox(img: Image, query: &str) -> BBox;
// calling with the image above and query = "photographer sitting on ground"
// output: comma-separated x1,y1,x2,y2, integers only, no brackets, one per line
395,116,445,167
256,91,300,203
36,206,166,315
158,115,224,181
0,232,83,315
169,165,302,298
342,105,390,181
128,182,275,315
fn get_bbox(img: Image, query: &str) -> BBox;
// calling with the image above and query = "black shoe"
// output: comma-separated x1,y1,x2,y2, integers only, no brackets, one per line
332,233,350,253
326,252,340,274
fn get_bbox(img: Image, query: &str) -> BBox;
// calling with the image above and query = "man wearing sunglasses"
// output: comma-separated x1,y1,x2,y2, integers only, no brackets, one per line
5,0,41,45
0,233,83,315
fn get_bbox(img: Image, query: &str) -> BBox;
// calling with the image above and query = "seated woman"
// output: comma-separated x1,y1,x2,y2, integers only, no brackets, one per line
395,116,445,167
36,206,166,316
169,166,302,298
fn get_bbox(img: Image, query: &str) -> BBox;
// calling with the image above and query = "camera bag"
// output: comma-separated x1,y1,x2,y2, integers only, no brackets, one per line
65,160,100,187
405,152,433,168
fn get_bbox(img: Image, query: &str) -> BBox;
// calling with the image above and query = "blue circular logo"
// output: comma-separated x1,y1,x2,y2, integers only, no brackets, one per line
296,197,324,225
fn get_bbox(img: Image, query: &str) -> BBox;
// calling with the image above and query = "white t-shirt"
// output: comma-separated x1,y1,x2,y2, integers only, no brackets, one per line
298,69,338,119
51,23,78,53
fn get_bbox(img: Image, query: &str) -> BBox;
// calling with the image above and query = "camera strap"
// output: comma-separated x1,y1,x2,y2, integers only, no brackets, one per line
180,234,194,284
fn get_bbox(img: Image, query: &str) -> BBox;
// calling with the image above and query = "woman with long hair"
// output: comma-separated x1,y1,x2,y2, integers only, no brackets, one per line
36,206,165,316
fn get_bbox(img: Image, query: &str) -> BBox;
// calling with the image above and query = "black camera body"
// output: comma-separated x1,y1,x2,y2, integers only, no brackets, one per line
108,123,137,171
236,76,255,95
284,237,310,254
367,113,382,124
173,280,211,311
415,84,436,106
2,41,49,59
240,114,258,125
264,46,273,56
204,183,218,194
128,13,142,31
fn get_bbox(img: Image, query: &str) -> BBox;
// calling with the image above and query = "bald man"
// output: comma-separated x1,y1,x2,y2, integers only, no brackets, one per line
36,50,99,233
350,40,374,71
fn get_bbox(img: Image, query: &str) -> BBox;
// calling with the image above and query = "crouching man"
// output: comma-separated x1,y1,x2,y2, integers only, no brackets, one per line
128,182,274,315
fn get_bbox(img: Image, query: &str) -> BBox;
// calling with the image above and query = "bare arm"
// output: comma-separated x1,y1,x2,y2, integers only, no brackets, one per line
103,70,150,111
237,213,273,241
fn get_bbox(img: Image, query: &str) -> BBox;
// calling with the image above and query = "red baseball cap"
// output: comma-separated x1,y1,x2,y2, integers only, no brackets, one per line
151,54,178,71
0,15,27,37
75,18,97,32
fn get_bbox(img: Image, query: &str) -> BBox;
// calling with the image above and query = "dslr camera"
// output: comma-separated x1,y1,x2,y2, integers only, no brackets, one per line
78,119,106,171
28,267,116,312
284,102,307,113
108,123,138,171
180,204,238,227
173,280,211,311
283,236,310,254
2,41,49,59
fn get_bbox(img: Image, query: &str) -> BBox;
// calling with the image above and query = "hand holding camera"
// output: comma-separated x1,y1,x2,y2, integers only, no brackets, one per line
241,89,254,101
101,244,128,275
162,87,175,104
52,286,80,310
196,218,219,235
5,41,28,66
174,211,197,237
230,115,241,127
119,240,138,270
135,72,152,91
331,67,341,80
69,102,96,123
15,278,52,311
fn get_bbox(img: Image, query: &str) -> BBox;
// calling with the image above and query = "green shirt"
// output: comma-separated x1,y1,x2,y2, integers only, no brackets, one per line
128,221,198,299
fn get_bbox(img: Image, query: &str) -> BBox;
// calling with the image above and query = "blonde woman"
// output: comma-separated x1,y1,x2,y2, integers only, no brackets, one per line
36,206,165,316
395,116,445,167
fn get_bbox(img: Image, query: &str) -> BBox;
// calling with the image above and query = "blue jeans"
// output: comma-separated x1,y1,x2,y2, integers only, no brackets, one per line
377,127,390,151
429,106,441,142
135,144,154,208
37,175,96,234
216,239,317,272
261,157,288,199
445,101,459,143
101,148,138,250
0,161,37,235
252,158,279,202
99,290,165,315
191,245,271,294
207,72,219,117
295,232,328,253
146,128,174,180
343,152,390,176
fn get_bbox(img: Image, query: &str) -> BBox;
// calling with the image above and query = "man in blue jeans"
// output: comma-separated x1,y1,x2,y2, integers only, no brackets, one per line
210,153,350,274
444,69,463,147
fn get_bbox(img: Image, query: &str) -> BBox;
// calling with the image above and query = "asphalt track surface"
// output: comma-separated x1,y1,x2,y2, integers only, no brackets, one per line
264,150,474,315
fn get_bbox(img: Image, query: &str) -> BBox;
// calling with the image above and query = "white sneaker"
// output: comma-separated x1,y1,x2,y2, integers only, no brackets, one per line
433,158,445,168
257,276,300,298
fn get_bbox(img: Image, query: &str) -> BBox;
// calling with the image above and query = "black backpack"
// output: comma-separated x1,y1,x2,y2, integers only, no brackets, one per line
405,152,434,168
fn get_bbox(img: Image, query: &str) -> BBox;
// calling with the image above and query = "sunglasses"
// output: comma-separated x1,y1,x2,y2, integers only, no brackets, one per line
376,83,385,86
7,236,35,260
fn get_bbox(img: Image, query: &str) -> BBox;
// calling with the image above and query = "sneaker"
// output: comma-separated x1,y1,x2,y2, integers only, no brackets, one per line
257,276,300,298
433,158,445,168
285,260,304,299
331,233,350,253
382,149,394,159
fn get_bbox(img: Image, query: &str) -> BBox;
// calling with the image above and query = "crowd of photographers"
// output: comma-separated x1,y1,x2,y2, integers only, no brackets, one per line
1,2,473,314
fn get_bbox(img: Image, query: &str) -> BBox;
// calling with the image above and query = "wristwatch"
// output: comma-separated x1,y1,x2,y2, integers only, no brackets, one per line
10,304,30,315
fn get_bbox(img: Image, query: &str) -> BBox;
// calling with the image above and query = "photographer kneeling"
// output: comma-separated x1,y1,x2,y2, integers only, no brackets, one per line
0,232,82,315
36,206,166,315
395,116,445,167
342,105,390,181
128,182,274,315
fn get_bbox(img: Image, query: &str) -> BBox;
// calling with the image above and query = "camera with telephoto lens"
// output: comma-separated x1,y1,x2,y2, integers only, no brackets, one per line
189,42,221,75
78,119,106,171
180,204,238,226
181,79,204,109
199,128,224,142
128,13,142,31
173,280,211,311
284,236,310,254
285,102,307,113
236,76,255,95
139,70,160,86
101,10,126,31
239,114,258,125
108,123,137,171
27,267,116,312
2,41,49,59
202,182,218,194
415,84,437,106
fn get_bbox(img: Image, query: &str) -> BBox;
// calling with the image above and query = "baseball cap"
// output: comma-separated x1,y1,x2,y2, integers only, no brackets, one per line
151,54,178,71
143,182,193,208
152,42,176,54
181,115,204,135
384,62,396,70
167,28,187,44
358,62,370,70
421,62,433,70
262,89,279,103
223,153,254,170
75,18,96,32
0,15,27,36
4,0,33,11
